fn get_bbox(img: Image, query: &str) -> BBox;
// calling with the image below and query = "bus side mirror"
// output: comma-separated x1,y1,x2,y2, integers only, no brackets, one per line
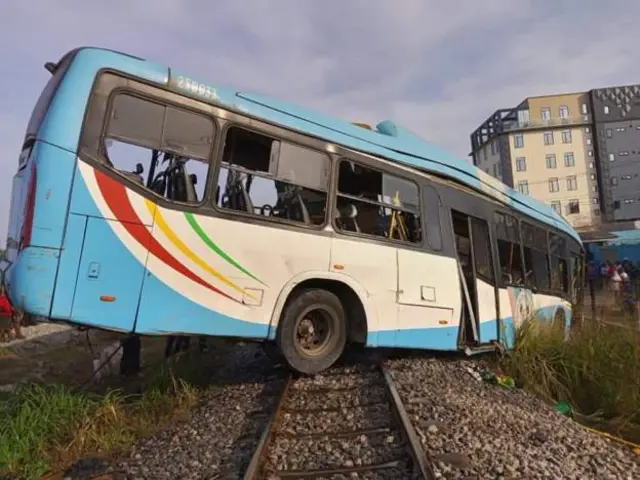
135,163,144,175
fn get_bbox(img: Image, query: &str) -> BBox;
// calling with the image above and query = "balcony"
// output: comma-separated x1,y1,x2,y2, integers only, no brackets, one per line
502,115,592,132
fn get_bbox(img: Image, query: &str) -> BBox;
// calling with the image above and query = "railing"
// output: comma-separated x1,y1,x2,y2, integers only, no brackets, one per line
502,115,592,132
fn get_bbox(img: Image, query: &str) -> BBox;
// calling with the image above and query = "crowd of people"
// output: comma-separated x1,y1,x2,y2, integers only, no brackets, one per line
586,258,640,311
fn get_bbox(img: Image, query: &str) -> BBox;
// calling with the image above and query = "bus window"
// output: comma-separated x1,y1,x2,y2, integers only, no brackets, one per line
521,223,550,291
549,233,568,293
216,126,330,226
494,212,524,285
103,93,214,204
335,160,422,244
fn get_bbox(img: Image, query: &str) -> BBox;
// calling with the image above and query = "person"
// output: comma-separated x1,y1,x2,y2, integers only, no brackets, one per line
0,286,24,342
610,263,622,305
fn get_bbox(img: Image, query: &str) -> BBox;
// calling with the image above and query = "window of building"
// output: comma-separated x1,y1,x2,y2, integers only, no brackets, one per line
483,147,488,161
567,200,580,214
564,152,575,167
611,176,618,186
620,151,630,156
541,107,551,120
593,185,599,193
606,128,612,138
559,105,569,119
589,161,595,168
582,104,588,115
586,138,592,146
622,174,633,180
104,93,215,204
548,177,560,193
566,175,578,191
604,105,610,114
609,153,615,161
588,150,593,157
590,173,596,180
521,222,550,291
334,160,422,243
548,233,568,293
550,201,561,214
584,126,591,133
593,198,599,204
543,131,554,145
216,126,330,227
494,212,524,285
546,154,557,169
514,134,524,149
515,156,527,172
492,163,498,177
561,130,572,143
490,141,497,155
614,200,620,210
517,180,529,195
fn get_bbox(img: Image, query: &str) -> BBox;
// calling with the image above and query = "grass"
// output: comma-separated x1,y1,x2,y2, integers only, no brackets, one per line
502,317,640,444
0,350,214,480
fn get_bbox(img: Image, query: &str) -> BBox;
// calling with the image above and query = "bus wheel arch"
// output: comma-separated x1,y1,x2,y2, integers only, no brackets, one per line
269,276,371,371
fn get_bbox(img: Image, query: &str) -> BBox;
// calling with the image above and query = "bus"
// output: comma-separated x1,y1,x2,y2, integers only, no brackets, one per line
2,47,584,374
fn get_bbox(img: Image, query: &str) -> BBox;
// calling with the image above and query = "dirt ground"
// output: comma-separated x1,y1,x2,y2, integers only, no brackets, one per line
0,324,168,390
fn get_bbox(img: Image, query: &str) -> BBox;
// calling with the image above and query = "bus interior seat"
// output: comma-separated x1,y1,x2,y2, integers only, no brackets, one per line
283,188,311,225
295,190,311,225
151,175,167,196
225,172,254,214
336,203,361,233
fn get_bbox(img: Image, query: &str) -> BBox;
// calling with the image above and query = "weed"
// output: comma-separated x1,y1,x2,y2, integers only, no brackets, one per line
503,319,640,443
0,352,206,479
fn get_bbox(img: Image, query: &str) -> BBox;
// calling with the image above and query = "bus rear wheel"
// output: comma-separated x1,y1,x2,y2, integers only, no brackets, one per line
277,289,347,375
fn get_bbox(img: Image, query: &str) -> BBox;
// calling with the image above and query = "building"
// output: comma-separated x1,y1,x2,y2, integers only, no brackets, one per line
470,84,640,234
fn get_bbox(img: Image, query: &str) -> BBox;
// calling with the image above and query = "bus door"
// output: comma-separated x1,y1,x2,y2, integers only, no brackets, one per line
451,211,499,345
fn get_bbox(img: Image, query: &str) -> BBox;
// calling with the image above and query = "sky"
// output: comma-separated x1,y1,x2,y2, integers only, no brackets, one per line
1,0,640,245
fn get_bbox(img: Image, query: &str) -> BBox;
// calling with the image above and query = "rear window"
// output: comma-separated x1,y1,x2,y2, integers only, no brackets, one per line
24,51,76,141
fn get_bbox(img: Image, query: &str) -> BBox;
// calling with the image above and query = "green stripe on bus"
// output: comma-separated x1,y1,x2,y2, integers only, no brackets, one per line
184,212,266,286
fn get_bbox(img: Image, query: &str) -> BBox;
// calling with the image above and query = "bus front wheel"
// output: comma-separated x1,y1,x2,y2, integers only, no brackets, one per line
277,289,347,375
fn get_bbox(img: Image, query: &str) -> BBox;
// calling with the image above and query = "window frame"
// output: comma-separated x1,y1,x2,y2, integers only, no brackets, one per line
514,134,524,149
564,152,575,167
332,157,424,247
517,180,529,195
212,122,333,231
99,88,217,208
493,211,525,288
546,153,557,169
521,221,551,292
548,232,569,296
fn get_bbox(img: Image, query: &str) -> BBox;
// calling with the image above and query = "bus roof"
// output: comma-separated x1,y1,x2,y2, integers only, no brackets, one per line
43,47,582,245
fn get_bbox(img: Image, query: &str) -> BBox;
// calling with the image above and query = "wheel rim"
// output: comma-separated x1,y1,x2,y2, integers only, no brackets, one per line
294,305,334,358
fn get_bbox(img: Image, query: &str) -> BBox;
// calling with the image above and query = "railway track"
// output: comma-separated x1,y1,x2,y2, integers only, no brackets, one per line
244,361,435,479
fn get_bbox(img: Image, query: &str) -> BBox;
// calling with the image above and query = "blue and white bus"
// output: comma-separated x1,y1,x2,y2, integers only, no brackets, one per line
2,47,584,374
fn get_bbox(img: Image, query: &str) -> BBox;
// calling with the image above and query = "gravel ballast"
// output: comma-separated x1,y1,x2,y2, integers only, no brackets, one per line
63,343,284,479
388,357,640,480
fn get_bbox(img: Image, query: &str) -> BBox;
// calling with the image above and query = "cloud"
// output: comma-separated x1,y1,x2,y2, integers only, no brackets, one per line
0,0,639,243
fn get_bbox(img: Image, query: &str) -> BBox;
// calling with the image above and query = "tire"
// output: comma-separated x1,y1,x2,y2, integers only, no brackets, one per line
276,288,347,375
